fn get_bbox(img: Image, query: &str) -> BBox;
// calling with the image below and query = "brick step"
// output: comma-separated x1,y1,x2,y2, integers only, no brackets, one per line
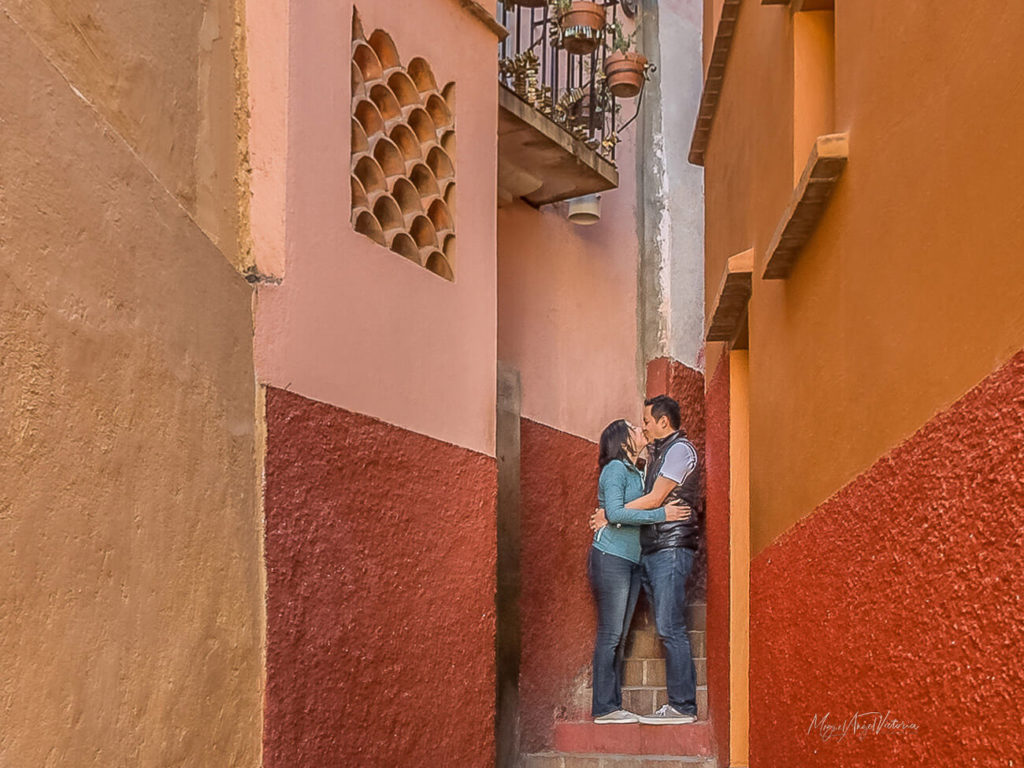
552,719,714,757
633,603,706,633
626,629,705,660
523,752,716,768
622,657,707,687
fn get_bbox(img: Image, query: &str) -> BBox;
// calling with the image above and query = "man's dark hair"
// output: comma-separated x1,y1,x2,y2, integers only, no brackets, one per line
598,419,631,469
644,395,681,430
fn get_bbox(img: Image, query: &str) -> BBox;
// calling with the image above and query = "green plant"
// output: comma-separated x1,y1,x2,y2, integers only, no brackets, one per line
549,0,572,14
609,21,637,54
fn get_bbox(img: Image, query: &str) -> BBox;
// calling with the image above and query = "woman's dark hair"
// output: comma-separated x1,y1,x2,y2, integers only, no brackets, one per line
598,419,632,469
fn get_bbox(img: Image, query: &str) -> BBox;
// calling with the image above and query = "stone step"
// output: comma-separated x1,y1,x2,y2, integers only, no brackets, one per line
552,719,714,757
627,629,705,660
623,657,706,687
523,753,716,768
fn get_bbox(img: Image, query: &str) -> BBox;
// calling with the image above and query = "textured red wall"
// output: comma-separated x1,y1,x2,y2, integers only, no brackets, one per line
519,419,599,753
703,356,731,765
646,357,707,456
646,357,707,600
264,387,498,767
751,351,1024,766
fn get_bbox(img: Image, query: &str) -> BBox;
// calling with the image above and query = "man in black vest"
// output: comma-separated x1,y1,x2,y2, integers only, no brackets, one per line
592,395,701,724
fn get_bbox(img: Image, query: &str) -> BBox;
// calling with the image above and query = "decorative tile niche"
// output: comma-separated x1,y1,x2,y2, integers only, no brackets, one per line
351,10,457,281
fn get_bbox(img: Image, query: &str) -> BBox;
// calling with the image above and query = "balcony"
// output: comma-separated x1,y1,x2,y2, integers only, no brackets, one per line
496,1,648,207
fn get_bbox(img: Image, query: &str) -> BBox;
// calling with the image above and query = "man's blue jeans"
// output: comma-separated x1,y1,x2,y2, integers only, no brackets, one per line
588,546,641,716
641,546,698,715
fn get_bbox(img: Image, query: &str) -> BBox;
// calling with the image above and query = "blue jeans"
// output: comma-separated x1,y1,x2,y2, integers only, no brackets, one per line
588,546,641,716
641,547,698,715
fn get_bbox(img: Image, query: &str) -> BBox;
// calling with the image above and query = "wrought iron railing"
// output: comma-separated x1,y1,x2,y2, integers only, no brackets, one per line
498,1,648,164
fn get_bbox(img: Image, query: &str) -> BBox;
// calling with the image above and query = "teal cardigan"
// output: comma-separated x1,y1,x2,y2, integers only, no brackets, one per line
592,459,667,564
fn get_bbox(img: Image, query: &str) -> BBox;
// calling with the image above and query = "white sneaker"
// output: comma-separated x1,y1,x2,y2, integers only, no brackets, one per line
593,709,640,724
637,704,697,725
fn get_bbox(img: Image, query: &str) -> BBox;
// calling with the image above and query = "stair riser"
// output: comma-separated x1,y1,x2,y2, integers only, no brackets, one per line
576,690,708,720
628,630,705,659
552,720,714,757
623,658,706,687
621,687,707,719
523,756,716,768
633,603,706,633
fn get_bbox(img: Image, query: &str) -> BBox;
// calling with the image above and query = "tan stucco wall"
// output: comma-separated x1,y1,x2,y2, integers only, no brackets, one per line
0,10,263,767
2,0,252,271
703,1,1024,554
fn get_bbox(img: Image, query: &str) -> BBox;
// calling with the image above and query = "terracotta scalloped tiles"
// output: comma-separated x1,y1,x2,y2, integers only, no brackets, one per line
351,9,456,281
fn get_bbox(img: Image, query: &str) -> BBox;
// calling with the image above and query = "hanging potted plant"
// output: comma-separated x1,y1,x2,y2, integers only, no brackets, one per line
551,0,607,56
604,22,648,98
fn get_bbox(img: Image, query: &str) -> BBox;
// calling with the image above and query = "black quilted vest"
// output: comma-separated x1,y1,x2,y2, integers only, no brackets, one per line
639,431,702,555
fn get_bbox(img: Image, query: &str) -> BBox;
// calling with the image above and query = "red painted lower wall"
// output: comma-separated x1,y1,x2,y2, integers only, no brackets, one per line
646,357,708,601
703,356,731,765
751,350,1024,766
518,418,599,753
263,387,498,767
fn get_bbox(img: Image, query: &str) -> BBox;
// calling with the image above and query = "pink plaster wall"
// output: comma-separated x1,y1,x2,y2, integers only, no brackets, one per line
247,0,288,278
497,131,642,439
254,0,499,456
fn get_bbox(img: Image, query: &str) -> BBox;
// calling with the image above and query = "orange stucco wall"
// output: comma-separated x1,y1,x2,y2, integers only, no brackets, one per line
1,10,263,766
497,131,644,440
254,0,499,456
791,10,833,183
704,1,1024,554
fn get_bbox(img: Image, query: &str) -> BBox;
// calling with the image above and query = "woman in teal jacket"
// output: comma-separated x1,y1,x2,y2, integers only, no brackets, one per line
589,419,686,723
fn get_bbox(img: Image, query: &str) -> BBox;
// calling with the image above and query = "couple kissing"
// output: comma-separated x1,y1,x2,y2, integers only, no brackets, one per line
587,395,701,726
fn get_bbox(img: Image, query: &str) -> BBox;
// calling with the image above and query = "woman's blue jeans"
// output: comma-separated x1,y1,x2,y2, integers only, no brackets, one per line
588,546,641,716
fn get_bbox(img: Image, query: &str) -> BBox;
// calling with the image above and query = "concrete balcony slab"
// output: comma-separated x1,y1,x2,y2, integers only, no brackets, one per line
498,85,618,207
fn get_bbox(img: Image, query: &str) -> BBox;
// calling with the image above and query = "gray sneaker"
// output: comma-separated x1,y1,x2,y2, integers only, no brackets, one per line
593,709,640,724
637,704,697,725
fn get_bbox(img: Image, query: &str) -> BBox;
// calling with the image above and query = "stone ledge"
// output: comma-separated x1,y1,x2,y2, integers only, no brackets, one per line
688,0,742,166
706,249,753,342
762,132,848,280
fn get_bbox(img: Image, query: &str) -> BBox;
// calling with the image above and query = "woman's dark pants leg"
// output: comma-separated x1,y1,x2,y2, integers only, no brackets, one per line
588,546,641,716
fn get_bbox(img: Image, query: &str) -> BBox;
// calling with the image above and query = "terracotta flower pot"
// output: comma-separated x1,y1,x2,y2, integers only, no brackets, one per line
604,50,648,98
558,1,607,55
